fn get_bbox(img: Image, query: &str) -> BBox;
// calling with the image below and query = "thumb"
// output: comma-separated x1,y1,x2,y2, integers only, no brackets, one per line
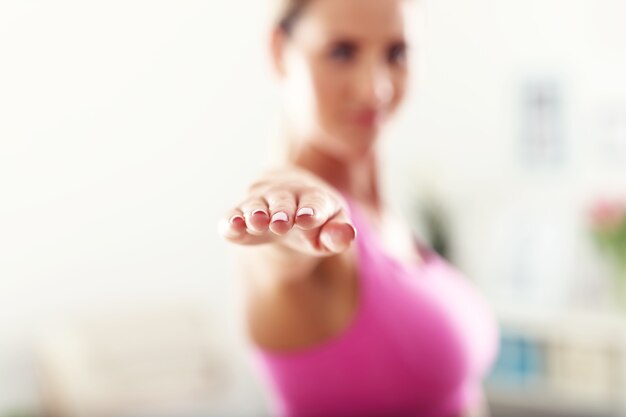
317,209,357,254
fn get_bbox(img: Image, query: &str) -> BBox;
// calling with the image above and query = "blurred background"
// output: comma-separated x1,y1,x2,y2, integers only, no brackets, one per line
1,0,625,416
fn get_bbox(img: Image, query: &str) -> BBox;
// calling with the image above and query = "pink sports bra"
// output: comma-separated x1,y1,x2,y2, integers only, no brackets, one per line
252,198,499,417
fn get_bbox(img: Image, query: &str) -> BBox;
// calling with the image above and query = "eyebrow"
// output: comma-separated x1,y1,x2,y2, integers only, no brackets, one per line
324,32,408,45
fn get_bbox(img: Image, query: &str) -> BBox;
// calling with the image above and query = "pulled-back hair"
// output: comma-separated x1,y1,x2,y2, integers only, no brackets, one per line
272,0,312,35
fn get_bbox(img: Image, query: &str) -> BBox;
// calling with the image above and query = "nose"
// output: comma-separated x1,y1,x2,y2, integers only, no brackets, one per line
355,62,394,108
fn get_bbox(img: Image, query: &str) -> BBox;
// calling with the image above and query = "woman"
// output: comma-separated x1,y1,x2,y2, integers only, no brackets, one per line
218,0,499,416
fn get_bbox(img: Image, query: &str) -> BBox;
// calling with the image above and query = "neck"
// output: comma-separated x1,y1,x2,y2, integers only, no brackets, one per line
286,138,382,210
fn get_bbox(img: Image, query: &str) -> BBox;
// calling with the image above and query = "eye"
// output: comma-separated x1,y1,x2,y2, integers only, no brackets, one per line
387,42,407,65
330,41,357,61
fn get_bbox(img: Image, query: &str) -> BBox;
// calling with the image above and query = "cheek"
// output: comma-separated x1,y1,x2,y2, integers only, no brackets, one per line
389,71,409,112
283,57,335,133
311,63,348,122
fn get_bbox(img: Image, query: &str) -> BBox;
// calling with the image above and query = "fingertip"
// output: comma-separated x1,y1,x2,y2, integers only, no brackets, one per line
296,207,315,217
295,207,321,230
319,223,356,253
247,209,270,232
347,223,357,241
319,230,341,253
229,215,247,232
269,211,292,235
218,217,245,241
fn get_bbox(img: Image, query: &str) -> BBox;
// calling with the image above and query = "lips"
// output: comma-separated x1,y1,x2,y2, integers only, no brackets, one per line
350,109,385,128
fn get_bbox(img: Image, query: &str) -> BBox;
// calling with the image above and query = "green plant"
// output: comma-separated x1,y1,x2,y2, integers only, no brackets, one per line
415,192,451,261
588,197,626,274
588,197,626,308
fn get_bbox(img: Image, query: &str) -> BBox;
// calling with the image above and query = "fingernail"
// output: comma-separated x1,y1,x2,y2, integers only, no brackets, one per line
296,207,315,217
251,209,268,217
219,218,242,238
271,211,289,223
348,224,357,240
320,231,343,253
229,215,244,225
320,232,335,252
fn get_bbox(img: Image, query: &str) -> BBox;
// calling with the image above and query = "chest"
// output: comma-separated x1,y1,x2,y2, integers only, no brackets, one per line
362,208,424,267
360,255,499,390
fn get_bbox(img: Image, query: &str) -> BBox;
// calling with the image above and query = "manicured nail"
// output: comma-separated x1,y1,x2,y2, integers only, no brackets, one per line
251,209,268,217
271,211,289,223
296,207,315,217
320,231,341,253
229,215,244,225
347,224,357,240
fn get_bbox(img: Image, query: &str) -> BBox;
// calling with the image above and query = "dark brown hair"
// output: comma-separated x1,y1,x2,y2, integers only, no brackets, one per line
274,0,312,35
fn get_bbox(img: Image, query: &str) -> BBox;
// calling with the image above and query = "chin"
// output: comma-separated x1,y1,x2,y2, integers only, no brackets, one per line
311,124,382,162
342,126,381,156
325,135,378,163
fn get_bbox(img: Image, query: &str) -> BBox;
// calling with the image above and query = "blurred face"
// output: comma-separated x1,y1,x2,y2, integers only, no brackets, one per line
274,0,412,160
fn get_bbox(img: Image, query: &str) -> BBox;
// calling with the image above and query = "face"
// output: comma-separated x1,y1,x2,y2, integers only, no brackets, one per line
273,0,412,160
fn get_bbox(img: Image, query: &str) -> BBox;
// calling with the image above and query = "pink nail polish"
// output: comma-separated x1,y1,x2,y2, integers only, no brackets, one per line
296,207,315,217
271,211,289,223
348,224,357,239
229,215,244,225
320,231,340,253
251,209,268,217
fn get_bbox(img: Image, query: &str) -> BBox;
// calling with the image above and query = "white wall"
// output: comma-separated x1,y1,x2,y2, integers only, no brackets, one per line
1,0,625,414
387,0,626,310
0,0,278,412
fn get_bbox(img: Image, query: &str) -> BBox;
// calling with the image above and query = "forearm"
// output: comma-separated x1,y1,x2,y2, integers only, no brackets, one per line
236,243,322,286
